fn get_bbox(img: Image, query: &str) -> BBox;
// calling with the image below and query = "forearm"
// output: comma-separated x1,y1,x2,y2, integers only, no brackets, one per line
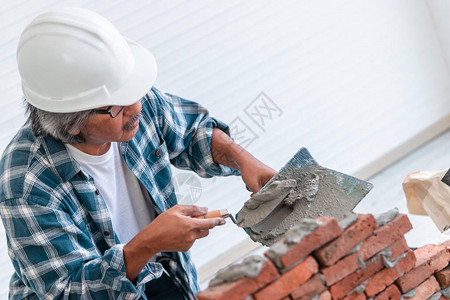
123,233,159,281
211,128,277,194
210,127,257,170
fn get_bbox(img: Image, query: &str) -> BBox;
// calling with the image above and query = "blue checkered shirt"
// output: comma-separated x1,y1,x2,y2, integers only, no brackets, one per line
0,87,240,299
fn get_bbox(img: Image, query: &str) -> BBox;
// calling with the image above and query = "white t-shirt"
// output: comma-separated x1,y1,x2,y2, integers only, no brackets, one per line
65,142,155,244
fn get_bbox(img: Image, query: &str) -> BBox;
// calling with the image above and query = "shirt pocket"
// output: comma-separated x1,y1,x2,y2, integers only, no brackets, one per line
145,139,173,196
145,139,169,166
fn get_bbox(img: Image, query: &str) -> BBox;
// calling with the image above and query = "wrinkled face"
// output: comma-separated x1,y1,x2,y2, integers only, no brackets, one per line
75,101,142,152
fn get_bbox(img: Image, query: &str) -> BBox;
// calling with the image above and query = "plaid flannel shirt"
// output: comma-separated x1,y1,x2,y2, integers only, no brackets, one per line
0,87,240,300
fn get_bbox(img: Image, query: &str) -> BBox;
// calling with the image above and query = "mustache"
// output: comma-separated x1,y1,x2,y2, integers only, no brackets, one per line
123,112,142,130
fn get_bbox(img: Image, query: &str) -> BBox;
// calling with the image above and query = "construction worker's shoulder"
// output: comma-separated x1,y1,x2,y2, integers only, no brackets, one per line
0,125,68,201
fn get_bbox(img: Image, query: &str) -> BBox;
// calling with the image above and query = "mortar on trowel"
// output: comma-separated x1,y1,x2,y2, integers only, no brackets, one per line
235,147,373,246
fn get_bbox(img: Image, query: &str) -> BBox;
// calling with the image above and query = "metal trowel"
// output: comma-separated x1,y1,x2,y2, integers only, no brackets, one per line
235,147,373,246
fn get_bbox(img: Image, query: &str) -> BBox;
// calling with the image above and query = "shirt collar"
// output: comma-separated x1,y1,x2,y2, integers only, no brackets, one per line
41,135,82,182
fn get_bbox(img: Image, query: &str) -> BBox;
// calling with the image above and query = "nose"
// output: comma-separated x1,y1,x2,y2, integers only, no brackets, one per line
123,100,142,116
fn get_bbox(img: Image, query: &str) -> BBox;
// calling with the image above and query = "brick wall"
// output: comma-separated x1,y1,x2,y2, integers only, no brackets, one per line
197,213,450,300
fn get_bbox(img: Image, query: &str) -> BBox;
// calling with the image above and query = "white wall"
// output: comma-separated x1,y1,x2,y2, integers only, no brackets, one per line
427,0,450,73
1,0,450,296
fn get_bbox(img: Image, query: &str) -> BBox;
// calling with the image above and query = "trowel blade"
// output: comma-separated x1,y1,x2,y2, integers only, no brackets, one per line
236,147,373,229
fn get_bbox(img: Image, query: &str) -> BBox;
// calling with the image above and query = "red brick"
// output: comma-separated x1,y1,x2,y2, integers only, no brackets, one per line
415,244,449,266
328,238,408,300
436,266,450,288
254,256,318,300
402,276,440,299
342,292,366,300
358,214,412,261
329,254,385,300
372,284,401,300
364,250,416,297
290,274,325,300
315,214,377,266
273,217,342,269
321,253,361,286
197,260,279,300
386,237,410,259
396,244,450,293
318,291,332,300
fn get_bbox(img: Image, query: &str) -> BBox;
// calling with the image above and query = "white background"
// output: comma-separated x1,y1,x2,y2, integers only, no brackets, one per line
1,0,449,296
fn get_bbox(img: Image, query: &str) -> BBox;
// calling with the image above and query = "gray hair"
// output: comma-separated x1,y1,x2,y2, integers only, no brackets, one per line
25,100,91,144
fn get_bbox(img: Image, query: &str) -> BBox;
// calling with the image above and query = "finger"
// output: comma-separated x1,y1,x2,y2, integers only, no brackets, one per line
192,217,226,230
197,229,210,239
180,242,195,252
177,205,208,217
262,175,275,186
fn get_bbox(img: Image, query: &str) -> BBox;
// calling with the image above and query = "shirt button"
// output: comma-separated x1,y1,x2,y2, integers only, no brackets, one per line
95,189,100,195
103,231,110,237
155,149,161,156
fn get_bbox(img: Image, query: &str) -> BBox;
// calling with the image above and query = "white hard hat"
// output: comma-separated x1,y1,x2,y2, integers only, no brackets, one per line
17,7,157,113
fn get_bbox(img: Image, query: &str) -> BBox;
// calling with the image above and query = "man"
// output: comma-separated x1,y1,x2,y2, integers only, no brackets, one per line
0,7,276,300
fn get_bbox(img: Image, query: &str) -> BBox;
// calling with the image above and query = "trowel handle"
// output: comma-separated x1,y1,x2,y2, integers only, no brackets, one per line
193,209,228,219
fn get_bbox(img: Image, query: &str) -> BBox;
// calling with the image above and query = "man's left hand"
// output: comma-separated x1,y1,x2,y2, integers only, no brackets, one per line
240,159,277,196
211,127,277,195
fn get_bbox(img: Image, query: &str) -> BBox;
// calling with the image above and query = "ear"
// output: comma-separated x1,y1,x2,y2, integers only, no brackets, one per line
67,126,81,135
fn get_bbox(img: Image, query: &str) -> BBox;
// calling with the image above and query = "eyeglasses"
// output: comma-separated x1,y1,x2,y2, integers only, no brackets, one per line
91,106,125,118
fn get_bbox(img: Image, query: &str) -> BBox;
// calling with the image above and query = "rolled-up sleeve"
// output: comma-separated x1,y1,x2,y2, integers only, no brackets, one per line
149,87,241,178
0,197,162,300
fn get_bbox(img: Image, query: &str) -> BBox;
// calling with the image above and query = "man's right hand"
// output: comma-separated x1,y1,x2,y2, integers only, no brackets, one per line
123,205,225,281
144,205,226,253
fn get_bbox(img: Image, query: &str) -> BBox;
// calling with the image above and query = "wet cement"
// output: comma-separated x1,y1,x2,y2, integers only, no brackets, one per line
373,208,399,227
338,212,359,230
350,281,366,295
243,179,297,211
237,164,370,246
208,255,267,287
382,253,395,269
402,288,416,298
266,218,321,268
429,292,443,300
